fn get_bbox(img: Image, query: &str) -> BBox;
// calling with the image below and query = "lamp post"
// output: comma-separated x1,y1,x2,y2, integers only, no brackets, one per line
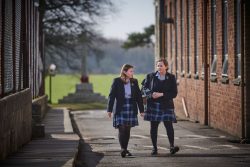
48,64,56,104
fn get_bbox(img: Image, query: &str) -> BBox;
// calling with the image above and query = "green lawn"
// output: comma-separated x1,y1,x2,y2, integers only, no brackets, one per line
45,74,146,104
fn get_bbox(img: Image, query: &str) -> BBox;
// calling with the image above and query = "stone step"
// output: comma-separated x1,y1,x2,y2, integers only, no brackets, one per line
61,95,106,102
58,82,107,104
58,100,107,104
61,95,106,100
58,96,107,104
65,92,102,98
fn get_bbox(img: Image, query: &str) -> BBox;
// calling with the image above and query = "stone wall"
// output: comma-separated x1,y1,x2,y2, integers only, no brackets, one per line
0,89,32,160
32,95,48,138
32,95,48,120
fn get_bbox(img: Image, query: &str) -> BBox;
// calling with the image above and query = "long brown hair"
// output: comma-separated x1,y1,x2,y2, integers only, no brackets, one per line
156,58,169,71
120,64,134,83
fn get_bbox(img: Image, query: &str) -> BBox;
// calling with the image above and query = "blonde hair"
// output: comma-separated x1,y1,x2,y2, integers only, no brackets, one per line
120,64,134,82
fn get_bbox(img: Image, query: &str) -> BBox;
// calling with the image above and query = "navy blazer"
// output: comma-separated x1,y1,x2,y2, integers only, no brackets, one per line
144,71,177,109
107,77,144,115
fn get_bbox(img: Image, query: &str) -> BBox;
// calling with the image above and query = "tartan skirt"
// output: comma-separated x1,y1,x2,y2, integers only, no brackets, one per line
144,102,177,122
113,98,139,128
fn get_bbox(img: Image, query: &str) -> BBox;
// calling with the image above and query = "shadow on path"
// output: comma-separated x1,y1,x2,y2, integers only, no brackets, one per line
0,108,79,167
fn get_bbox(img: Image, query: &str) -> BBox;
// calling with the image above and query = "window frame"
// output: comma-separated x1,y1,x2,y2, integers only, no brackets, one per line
221,0,229,84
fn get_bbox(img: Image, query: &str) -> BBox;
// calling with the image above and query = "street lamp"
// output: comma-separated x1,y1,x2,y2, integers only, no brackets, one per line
48,64,56,104
33,0,39,7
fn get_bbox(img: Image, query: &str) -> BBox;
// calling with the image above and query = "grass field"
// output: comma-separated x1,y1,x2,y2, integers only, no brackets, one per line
45,74,146,104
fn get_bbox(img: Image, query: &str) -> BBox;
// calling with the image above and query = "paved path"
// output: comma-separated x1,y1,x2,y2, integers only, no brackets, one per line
72,110,250,167
0,108,79,167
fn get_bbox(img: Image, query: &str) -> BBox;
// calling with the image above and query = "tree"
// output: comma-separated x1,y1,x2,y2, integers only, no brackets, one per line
122,24,155,49
39,0,115,44
39,0,115,70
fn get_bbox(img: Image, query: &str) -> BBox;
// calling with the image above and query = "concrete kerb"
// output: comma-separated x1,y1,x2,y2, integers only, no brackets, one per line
47,107,82,167
69,110,84,167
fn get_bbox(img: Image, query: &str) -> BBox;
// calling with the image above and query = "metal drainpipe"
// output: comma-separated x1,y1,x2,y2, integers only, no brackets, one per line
241,0,245,140
203,0,209,126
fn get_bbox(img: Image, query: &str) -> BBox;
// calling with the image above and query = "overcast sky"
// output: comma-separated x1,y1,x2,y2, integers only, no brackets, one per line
100,0,155,40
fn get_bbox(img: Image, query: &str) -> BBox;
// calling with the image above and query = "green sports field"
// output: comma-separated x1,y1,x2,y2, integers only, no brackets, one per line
45,74,146,104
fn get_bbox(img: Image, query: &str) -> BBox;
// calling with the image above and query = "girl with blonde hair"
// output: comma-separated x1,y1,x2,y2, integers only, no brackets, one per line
107,64,144,157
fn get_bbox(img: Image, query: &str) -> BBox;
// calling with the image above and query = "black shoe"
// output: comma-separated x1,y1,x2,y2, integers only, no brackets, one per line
121,150,126,158
170,146,179,155
126,150,132,156
151,149,158,156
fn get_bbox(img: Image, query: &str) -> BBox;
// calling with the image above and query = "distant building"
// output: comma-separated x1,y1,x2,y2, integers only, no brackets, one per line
0,0,47,159
154,0,250,139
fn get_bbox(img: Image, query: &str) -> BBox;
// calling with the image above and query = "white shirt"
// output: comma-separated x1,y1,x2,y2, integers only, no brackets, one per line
124,81,132,98
156,71,166,80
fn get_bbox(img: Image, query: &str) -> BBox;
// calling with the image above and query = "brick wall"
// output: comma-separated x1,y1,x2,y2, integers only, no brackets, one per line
0,89,32,160
206,0,241,137
157,0,245,137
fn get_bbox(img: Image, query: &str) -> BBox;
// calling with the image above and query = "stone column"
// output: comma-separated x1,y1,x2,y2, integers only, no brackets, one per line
80,44,89,83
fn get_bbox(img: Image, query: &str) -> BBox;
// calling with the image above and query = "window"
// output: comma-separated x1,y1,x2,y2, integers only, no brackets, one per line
165,3,168,59
211,0,217,81
201,0,206,79
4,0,14,93
186,0,191,77
170,2,173,73
160,0,164,58
194,0,199,79
15,0,22,91
235,0,241,78
180,0,184,76
221,0,228,83
0,0,2,96
175,0,178,78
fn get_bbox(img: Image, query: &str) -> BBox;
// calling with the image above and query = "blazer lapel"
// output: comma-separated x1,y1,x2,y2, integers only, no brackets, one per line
130,81,135,98
118,78,125,98
164,73,171,88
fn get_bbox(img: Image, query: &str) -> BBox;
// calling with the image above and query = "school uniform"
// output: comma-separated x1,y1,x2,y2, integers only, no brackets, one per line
142,71,179,155
107,77,144,128
107,77,144,157
143,71,177,122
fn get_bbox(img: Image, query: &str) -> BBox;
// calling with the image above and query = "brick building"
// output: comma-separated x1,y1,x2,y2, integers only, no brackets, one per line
154,0,250,139
0,0,47,159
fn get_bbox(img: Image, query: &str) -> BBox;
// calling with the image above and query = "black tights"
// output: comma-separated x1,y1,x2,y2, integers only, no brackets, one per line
150,121,174,150
118,125,131,150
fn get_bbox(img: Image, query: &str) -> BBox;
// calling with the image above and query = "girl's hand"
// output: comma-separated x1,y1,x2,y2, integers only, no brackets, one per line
140,112,145,117
152,92,163,99
108,112,112,118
